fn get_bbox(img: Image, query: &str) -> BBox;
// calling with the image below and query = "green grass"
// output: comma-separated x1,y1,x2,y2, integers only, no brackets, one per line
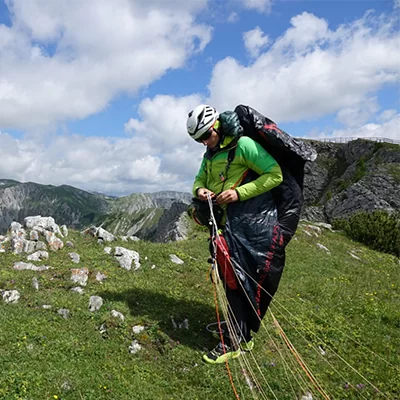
1,225,399,399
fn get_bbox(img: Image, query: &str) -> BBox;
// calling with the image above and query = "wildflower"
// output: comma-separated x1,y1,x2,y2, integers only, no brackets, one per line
356,383,365,389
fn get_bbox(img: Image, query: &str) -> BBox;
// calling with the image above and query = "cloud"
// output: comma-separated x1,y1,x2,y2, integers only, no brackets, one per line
227,12,239,23
124,94,203,151
238,0,272,13
0,0,211,131
336,97,379,127
208,11,400,124
307,111,400,141
0,93,206,196
243,26,269,58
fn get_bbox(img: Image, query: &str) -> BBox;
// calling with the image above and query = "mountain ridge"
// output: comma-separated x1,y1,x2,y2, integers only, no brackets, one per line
1,139,399,241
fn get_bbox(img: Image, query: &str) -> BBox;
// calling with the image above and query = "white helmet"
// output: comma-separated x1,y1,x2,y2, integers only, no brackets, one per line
187,104,219,141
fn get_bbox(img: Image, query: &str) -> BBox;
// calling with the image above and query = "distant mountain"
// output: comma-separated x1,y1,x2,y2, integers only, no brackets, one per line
0,179,192,241
1,139,398,241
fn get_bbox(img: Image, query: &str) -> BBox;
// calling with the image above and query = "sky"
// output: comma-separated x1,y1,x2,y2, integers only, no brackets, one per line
0,0,399,196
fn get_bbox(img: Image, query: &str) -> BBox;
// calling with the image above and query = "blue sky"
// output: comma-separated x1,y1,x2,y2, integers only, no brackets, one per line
0,0,399,196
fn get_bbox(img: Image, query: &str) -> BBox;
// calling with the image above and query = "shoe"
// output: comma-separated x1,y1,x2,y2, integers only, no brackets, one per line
240,337,254,352
202,342,241,364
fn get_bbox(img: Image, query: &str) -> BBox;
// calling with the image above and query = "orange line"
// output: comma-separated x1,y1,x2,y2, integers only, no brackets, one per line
272,314,330,400
212,271,241,400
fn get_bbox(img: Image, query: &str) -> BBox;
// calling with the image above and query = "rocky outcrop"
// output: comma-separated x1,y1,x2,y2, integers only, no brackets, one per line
0,181,110,233
0,180,191,242
303,140,400,222
140,202,190,243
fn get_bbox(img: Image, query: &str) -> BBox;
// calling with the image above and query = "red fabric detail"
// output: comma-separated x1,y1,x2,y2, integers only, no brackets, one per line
263,123,279,132
215,235,238,290
255,224,280,315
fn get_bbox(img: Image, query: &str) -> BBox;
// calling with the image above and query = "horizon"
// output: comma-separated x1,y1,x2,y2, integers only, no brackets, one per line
0,0,399,197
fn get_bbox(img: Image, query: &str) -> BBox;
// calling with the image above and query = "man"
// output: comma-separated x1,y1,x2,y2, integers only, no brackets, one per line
187,104,294,364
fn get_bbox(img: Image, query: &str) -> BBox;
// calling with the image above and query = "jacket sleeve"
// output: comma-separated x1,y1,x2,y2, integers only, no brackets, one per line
234,137,282,201
192,157,207,197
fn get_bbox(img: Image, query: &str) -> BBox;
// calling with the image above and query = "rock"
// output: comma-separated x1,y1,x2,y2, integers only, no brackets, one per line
111,310,125,321
302,206,326,222
95,272,107,282
2,290,20,303
44,231,64,251
61,225,68,237
10,221,22,232
32,277,39,291
129,340,142,354
308,221,333,231
132,325,145,334
97,227,115,242
99,323,107,336
24,240,37,253
70,267,89,286
66,241,74,247
42,304,52,309
61,381,71,391
316,243,331,254
70,287,84,294
0,235,9,253
104,247,112,254
58,308,70,319
89,296,103,312
35,241,47,251
114,247,140,271
24,216,62,236
305,225,322,236
348,251,362,261
68,252,80,263
11,237,26,254
30,230,39,241
27,251,49,261
130,236,140,241
13,261,51,271
169,254,184,265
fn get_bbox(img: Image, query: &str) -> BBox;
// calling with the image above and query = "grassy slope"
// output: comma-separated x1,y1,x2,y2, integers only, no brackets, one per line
0,225,399,399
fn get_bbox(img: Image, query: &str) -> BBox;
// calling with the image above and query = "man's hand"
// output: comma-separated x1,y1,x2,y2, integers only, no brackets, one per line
197,188,216,201
216,189,239,205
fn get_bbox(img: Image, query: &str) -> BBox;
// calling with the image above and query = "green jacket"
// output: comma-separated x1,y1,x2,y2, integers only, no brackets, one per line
192,136,282,206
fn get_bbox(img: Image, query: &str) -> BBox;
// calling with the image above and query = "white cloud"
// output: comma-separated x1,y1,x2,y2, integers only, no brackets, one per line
227,12,239,23
0,0,211,131
0,93,207,196
243,26,269,58
307,111,400,141
208,11,400,124
124,94,203,151
336,97,379,127
239,0,272,13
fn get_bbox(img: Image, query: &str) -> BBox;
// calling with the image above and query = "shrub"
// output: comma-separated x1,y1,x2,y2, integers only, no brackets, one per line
353,157,366,182
333,210,400,256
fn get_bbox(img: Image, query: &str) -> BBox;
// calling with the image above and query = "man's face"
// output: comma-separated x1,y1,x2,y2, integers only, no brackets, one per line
201,129,219,149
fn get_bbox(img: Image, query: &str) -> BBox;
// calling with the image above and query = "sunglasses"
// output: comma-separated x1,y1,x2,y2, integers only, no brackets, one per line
195,121,217,143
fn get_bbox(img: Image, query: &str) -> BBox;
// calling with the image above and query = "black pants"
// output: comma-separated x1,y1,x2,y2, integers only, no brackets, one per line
223,229,291,347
